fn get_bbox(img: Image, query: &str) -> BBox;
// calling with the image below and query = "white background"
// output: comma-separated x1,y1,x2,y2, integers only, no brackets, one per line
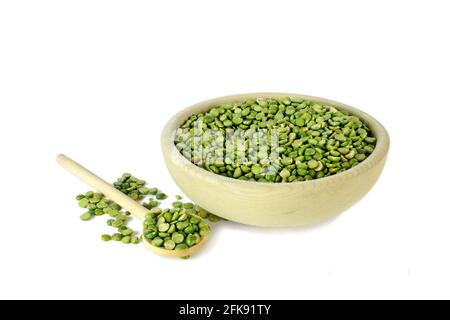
1,0,449,300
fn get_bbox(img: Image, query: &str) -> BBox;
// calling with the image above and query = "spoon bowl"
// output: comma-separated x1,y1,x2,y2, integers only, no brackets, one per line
142,234,208,257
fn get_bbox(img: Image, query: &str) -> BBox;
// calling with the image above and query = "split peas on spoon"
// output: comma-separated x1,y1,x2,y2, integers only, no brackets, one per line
57,154,209,258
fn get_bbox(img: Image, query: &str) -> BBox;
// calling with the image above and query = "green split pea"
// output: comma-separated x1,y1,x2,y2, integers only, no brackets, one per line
175,97,377,183
75,173,220,256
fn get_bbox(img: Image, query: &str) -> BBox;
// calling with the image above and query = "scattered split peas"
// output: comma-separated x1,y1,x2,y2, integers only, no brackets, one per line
75,173,221,257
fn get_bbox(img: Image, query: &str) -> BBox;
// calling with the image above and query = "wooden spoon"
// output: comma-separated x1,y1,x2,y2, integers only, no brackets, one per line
56,154,208,258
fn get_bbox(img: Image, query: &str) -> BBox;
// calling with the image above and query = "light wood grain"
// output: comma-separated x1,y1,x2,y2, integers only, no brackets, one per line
161,93,390,227
57,154,149,220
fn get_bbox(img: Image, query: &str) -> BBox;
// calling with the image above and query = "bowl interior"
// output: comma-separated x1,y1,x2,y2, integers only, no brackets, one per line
162,92,390,187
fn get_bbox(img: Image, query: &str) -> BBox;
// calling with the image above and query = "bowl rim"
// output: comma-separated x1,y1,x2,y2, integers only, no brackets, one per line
161,92,390,189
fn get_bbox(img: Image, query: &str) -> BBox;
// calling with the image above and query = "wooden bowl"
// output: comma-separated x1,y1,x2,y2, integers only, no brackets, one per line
161,93,390,227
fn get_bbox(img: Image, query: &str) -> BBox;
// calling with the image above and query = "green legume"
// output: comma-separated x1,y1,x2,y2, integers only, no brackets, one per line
130,236,141,244
198,221,209,228
199,227,210,237
172,232,185,244
208,214,221,223
121,236,131,244
190,216,201,224
78,198,89,208
186,234,198,247
280,168,290,179
80,212,93,221
112,233,122,241
176,98,376,183
163,211,172,221
308,159,318,169
156,193,168,200
183,203,194,209
158,223,170,232
151,237,164,247
175,243,189,250
251,164,261,175
164,239,176,250
150,207,162,215
110,203,121,211
113,173,149,200
143,200,211,254
138,187,150,195
176,221,189,230
172,201,183,208
120,228,133,236
101,234,111,241
167,224,176,234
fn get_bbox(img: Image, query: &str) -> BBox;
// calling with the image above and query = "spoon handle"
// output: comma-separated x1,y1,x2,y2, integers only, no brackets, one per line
56,154,149,220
